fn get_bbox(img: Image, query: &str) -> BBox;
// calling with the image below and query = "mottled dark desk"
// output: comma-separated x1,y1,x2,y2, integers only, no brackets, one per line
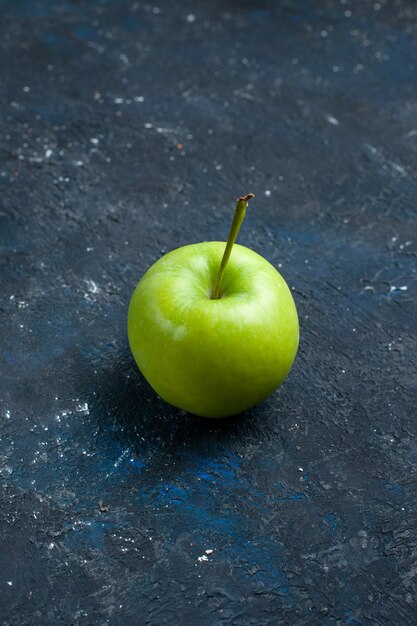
1,1,417,624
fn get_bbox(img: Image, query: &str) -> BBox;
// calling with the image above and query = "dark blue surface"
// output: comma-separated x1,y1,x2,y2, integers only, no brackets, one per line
1,1,417,624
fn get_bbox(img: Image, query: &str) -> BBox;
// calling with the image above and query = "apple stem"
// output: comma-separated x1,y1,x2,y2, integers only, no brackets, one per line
211,193,255,299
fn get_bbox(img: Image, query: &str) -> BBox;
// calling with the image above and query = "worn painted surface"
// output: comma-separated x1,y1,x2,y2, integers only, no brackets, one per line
1,0,417,624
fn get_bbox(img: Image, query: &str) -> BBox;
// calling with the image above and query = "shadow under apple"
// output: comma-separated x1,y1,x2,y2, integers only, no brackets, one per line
88,345,287,471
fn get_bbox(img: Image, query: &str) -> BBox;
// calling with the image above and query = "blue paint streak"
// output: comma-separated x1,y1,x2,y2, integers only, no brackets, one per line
158,483,188,506
274,483,308,502
250,10,271,18
387,482,404,494
196,457,241,485
65,519,114,552
73,26,97,41
323,513,338,535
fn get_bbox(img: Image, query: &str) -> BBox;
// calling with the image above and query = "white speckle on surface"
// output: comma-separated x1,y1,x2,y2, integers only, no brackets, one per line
76,402,89,414
186,14,196,22
144,122,153,129
90,137,99,145
45,149,53,158
134,96,145,102
114,97,124,104
265,190,271,197
85,279,100,294
48,543,55,550
391,162,406,175
326,115,339,126
23,86,30,93
10,100,24,110
105,449,130,476
198,555,208,562
7,581,12,586
205,549,214,555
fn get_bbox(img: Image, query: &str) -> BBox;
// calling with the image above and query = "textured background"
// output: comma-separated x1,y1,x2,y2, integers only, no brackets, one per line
1,0,417,624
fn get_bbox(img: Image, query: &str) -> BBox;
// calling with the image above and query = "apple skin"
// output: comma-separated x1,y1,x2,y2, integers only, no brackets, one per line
128,241,299,418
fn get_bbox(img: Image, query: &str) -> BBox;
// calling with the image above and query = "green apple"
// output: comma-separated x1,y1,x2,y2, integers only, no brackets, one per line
128,194,299,418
